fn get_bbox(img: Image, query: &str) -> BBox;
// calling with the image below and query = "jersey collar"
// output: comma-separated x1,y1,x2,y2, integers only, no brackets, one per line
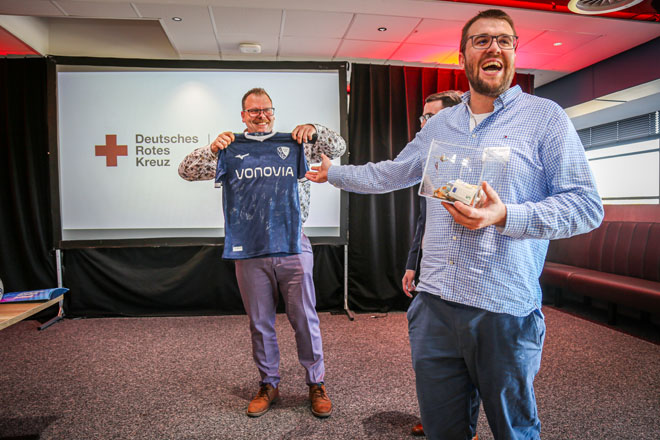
244,131,277,142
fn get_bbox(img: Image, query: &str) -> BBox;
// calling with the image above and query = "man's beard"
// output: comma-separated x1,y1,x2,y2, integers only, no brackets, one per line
465,56,514,98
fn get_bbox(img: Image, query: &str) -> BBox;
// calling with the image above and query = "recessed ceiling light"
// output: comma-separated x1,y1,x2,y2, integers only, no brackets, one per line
377,27,387,32
172,17,183,22
553,42,563,46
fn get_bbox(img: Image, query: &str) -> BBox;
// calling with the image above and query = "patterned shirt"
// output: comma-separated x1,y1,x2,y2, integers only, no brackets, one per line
215,133,308,259
178,124,346,223
328,86,604,316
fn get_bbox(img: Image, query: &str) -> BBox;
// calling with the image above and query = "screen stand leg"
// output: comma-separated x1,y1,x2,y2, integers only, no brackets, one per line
343,244,354,321
40,249,65,331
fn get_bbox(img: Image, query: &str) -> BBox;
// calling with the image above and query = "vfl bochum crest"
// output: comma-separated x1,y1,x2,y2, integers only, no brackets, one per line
277,146,290,160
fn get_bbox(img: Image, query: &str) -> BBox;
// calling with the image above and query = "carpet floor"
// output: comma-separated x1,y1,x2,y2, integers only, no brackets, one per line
1,307,658,439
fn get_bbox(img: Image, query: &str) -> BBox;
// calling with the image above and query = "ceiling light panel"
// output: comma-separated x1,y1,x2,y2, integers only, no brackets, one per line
508,26,546,47
530,39,622,72
279,36,341,58
514,51,560,70
344,14,420,42
282,10,353,38
518,29,602,55
212,7,282,37
405,19,464,46
390,43,458,64
335,39,400,59
0,0,63,16
48,18,177,59
136,3,218,55
56,1,139,19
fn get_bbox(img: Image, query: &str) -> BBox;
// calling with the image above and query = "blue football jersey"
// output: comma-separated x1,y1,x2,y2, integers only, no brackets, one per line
215,132,308,259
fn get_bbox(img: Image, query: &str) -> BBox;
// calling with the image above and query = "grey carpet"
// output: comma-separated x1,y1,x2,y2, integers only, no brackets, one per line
1,307,658,439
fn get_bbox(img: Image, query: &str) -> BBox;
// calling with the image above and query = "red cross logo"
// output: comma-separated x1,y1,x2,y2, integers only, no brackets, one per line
95,134,127,167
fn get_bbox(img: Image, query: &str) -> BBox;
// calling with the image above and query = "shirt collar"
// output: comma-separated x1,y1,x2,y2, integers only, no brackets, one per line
461,84,522,112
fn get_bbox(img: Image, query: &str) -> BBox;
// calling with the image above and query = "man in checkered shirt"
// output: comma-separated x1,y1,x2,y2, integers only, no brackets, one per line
307,9,603,440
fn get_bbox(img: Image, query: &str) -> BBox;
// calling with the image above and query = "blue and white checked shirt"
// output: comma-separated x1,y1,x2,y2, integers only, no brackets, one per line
328,86,604,316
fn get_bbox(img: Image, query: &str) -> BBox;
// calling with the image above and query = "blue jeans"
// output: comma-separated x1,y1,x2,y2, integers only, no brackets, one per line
408,291,545,440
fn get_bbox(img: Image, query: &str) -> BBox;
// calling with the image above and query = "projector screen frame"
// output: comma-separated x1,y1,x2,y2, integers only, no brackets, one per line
47,56,349,249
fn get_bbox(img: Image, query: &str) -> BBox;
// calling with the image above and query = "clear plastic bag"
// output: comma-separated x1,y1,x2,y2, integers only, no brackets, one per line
419,140,510,207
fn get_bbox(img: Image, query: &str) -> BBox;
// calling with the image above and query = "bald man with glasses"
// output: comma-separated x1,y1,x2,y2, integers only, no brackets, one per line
179,87,345,419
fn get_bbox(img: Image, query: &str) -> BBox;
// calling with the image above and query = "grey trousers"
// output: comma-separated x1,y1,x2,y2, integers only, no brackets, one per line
235,234,325,387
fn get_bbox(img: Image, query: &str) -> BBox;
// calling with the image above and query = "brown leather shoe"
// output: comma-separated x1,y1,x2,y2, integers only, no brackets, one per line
246,383,279,417
411,423,424,436
309,383,332,417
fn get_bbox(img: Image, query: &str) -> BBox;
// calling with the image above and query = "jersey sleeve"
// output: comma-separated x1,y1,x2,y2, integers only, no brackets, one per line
296,143,309,179
214,149,227,188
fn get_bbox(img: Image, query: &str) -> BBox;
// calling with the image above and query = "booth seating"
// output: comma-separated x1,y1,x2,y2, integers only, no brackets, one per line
540,205,660,324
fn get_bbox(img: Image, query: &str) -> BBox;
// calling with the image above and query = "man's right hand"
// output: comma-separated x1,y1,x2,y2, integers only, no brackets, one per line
211,131,235,153
402,270,416,298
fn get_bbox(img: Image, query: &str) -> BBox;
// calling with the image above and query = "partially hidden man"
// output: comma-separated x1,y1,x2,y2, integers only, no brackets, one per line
178,87,346,418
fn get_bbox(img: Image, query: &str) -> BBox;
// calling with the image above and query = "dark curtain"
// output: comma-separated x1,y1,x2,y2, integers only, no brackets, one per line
345,64,534,311
63,245,344,317
0,58,56,292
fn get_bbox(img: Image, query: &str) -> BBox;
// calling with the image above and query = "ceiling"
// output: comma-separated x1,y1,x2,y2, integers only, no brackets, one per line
0,0,659,88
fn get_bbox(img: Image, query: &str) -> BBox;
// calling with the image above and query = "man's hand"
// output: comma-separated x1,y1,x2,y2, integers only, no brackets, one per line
292,124,316,143
305,153,332,183
402,270,416,298
210,131,235,153
442,181,507,230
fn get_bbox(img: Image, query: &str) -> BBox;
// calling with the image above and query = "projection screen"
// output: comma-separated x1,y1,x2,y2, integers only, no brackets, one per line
49,57,348,248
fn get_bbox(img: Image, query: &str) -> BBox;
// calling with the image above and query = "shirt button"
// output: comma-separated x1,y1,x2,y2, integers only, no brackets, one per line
472,134,476,138
449,260,454,265
452,236,457,240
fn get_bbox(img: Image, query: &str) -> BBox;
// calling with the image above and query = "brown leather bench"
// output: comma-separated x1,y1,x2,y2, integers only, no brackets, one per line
540,205,660,324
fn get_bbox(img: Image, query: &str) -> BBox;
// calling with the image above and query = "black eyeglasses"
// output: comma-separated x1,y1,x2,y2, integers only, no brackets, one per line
244,107,275,117
468,34,519,51
419,113,434,124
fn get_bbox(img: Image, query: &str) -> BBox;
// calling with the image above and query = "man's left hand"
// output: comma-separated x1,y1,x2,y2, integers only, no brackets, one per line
442,181,507,230
292,124,316,143
305,154,332,183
